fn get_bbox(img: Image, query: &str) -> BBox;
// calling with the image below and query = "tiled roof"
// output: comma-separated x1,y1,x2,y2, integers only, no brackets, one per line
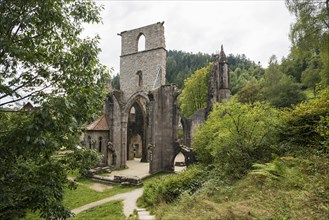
86,114,110,131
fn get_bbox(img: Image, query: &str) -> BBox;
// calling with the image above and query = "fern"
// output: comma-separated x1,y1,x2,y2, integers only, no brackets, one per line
251,157,306,188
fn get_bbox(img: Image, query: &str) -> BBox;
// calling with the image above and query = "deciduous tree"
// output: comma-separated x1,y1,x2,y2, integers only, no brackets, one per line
286,0,329,85
261,56,306,108
0,0,107,218
178,63,212,118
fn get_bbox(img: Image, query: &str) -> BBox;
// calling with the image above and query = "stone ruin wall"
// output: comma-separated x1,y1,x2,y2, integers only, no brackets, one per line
119,22,166,102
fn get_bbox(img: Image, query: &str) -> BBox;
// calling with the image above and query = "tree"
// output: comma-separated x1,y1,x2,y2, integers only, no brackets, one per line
227,55,264,95
301,58,322,97
286,0,329,85
236,78,262,104
166,50,212,88
178,63,212,118
0,0,107,219
111,74,120,90
261,56,306,108
280,48,308,83
278,88,329,152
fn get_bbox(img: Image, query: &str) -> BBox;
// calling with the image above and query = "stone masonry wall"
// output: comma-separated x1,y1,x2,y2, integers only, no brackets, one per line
105,93,123,168
120,22,165,56
119,22,166,101
84,131,109,166
149,85,179,173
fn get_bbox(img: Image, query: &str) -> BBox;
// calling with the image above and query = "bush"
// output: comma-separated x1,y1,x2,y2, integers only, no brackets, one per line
279,88,329,154
139,165,206,208
193,100,280,179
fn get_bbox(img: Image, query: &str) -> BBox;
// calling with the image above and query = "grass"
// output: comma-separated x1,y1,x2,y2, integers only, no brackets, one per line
71,200,125,220
136,172,174,209
24,211,42,220
23,172,170,219
64,177,139,209
22,177,139,219
142,171,171,184
144,156,329,220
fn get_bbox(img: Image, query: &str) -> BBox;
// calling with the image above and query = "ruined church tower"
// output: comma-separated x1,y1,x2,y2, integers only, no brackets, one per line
101,22,176,170
118,22,166,101
206,45,231,117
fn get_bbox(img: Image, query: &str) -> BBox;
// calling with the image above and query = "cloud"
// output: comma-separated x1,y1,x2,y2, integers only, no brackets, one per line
82,1,295,73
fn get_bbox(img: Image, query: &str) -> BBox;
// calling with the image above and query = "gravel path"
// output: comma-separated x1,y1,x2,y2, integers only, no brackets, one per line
71,188,144,217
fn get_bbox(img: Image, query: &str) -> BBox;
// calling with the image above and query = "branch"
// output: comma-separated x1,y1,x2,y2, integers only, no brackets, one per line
0,74,39,100
0,84,51,107
12,33,42,44
0,110,28,113
0,5,26,59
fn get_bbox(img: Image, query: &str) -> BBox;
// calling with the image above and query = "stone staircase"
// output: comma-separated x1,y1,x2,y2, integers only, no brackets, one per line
137,208,155,220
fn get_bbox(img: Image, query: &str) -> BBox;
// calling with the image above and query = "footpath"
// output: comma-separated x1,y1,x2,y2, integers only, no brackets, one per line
71,188,155,219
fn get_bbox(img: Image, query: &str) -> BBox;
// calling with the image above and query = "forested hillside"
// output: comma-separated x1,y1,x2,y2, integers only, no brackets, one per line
138,0,329,219
111,50,262,91
166,50,212,88
166,50,263,91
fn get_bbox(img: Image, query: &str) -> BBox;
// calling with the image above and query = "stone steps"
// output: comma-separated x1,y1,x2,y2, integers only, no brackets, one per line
136,208,155,220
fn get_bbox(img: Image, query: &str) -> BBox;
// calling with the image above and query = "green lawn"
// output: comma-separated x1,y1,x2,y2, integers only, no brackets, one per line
64,178,139,209
23,173,170,219
23,177,139,219
71,200,125,220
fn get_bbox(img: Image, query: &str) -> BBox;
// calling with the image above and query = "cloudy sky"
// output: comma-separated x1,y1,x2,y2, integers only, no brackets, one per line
83,0,295,75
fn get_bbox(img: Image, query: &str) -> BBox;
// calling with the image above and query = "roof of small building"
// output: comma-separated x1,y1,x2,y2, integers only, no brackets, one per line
21,102,34,111
86,114,110,131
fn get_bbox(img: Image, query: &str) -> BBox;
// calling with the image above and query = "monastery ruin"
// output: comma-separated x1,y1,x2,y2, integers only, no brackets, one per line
84,22,230,174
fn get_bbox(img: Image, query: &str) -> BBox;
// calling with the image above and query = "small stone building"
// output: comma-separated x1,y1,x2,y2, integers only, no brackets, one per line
21,102,35,111
84,114,110,166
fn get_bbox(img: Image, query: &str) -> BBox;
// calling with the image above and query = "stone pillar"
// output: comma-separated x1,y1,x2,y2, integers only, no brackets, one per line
149,85,179,173
121,114,128,168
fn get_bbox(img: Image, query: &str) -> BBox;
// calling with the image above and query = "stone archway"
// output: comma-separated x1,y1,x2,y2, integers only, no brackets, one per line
171,141,196,171
124,94,149,163
127,133,142,160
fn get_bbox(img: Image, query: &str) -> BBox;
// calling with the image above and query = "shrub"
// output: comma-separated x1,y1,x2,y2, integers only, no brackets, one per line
278,88,329,154
139,165,206,208
193,100,280,179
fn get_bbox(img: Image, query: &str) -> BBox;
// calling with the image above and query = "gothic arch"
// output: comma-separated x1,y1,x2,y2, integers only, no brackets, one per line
123,93,149,162
123,92,149,115
137,33,146,51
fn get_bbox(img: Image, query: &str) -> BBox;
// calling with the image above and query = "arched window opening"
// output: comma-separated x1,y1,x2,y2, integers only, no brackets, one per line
174,152,186,172
136,71,143,87
88,136,92,149
130,106,136,122
138,34,145,51
112,153,117,166
98,137,102,152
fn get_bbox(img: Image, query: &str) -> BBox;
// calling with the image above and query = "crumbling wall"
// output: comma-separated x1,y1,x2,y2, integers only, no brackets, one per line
119,22,166,101
190,108,206,140
106,92,123,168
148,85,179,173
206,45,230,118
180,109,205,148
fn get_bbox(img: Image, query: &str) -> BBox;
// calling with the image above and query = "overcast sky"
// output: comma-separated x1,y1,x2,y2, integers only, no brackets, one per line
83,0,295,75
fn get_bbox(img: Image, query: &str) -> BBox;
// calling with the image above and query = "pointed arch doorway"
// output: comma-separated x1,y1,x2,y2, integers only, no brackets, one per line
127,100,148,162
